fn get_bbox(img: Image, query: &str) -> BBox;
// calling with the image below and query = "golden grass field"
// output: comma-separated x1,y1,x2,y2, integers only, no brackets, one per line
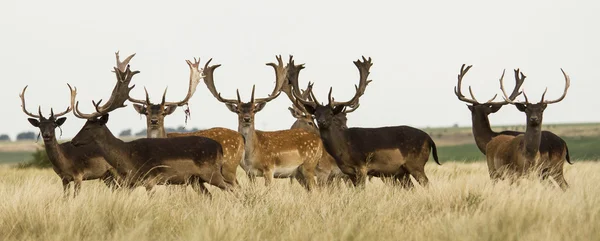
0,161,597,241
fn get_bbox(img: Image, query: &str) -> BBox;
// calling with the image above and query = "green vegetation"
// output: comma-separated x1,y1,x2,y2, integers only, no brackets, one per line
0,151,35,164
15,149,51,168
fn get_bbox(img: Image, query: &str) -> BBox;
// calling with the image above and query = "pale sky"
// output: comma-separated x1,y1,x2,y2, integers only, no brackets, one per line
1,0,598,139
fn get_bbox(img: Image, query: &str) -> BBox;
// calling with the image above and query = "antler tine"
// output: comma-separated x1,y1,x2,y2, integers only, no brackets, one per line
282,55,309,113
73,64,140,120
128,86,151,105
202,58,239,104
292,83,319,109
19,85,42,118
500,69,527,105
330,56,373,108
163,58,203,106
343,103,361,113
542,68,571,104
114,51,136,73
254,55,287,103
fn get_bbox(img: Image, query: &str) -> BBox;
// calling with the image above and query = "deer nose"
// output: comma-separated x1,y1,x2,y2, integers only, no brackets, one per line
243,117,251,122
150,119,159,125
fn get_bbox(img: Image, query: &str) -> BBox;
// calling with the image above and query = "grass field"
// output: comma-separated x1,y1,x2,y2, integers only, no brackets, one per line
0,162,597,241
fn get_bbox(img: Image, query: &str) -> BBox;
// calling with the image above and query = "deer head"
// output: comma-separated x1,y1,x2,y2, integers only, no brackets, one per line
71,52,139,146
455,64,525,115
204,55,287,132
296,56,372,129
500,68,570,128
128,58,203,137
20,85,73,142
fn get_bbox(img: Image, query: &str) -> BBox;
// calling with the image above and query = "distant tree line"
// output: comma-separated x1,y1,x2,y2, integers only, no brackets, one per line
2,126,203,142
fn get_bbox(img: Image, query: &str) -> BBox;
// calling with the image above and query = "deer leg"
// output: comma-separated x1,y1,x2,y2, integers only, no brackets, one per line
73,176,83,198
298,164,316,191
395,167,414,189
199,167,233,192
352,166,368,188
191,179,212,198
263,169,274,187
61,178,71,198
404,164,429,187
247,173,257,184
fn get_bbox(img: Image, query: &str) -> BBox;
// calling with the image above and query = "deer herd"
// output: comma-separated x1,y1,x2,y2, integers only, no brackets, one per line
19,52,572,197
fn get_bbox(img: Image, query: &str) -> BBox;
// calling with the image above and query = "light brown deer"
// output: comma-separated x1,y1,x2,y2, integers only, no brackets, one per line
282,56,349,186
128,58,244,188
296,57,440,188
20,85,119,197
486,68,570,190
203,55,323,191
69,52,232,195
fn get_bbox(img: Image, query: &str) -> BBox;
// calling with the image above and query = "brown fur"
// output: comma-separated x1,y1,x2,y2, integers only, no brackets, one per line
167,127,244,188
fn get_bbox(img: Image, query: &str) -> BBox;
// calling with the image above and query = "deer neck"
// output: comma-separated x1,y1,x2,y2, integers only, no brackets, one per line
91,127,131,170
238,123,259,169
42,135,70,170
471,110,496,154
318,122,350,163
522,123,542,159
147,126,166,138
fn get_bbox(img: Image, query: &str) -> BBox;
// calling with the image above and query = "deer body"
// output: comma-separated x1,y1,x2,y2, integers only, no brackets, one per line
69,52,232,195
298,57,440,188
485,68,570,190
21,86,118,197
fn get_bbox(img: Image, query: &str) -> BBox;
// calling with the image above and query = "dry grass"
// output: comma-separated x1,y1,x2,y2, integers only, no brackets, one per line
0,162,598,241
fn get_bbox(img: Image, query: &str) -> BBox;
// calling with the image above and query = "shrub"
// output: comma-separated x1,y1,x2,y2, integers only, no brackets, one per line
16,149,51,169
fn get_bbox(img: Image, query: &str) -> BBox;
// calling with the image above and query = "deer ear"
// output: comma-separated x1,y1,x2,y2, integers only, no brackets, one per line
163,105,178,115
133,104,147,115
467,105,475,112
28,118,40,127
55,117,67,127
333,105,345,115
99,114,109,125
303,105,316,115
288,108,301,118
254,102,267,112
514,103,527,112
225,103,238,113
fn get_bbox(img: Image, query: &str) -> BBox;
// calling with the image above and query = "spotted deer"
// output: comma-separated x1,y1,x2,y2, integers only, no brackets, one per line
19,85,119,197
128,58,244,188
203,55,323,191
486,68,570,190
455,65,571,165
296,57,440,188
282,56,349,186
69,52,232,195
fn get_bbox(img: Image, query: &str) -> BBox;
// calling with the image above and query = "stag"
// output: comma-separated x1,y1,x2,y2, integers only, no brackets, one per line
128,58,244,188
454,65,571,165
69,52,231,195
486,68,570,190
282,56,349,186
296,57,440,188
20,85,119,197
203,56,323,191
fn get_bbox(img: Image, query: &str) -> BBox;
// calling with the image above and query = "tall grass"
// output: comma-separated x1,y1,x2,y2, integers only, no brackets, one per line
0,162,597,241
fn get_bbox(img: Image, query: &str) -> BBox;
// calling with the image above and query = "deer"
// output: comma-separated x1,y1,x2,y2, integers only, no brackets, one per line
203,55,323,191
454,65,571,167
128,58,244,188
20,85,119,197
485,68,570,190
282,56,349,186
69,52,232,195
295,56,440,188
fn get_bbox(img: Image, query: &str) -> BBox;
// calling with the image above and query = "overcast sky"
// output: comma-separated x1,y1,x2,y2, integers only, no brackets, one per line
1,0,598,139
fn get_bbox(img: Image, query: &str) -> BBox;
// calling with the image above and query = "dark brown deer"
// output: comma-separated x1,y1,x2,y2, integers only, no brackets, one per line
454,65,571,167
282,56,349,186
69,52,232,195
296,57,440,188
486,68,570,190
128,58,244,188
20,85,119,197
203,56,323,191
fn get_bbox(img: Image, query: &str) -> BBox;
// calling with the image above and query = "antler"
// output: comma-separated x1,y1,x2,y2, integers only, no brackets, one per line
500,68,570,105
20,85,72,119
281,55,313,113
328,56,373,111
114,51,136,72
73,52,139,119
454,64,523,105
252,55,287,103
20,86,42,118
202,59,239,104
163,57,203,106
